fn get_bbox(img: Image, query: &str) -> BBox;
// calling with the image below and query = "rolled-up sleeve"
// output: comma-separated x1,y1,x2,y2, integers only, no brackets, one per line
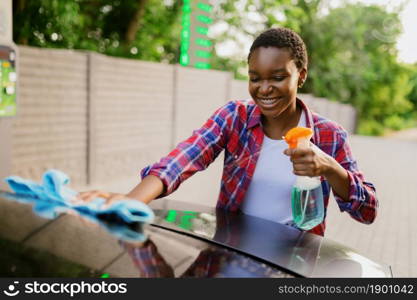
140,102,233,197
333,130,378,224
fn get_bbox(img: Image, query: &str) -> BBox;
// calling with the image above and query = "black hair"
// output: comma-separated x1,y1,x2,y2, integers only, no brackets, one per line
248,27,308,70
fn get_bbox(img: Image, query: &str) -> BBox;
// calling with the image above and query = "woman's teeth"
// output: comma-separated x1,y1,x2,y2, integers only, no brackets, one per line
259,98,278,105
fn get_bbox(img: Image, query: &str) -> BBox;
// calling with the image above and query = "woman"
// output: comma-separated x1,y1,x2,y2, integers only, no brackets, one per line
80,27,378,236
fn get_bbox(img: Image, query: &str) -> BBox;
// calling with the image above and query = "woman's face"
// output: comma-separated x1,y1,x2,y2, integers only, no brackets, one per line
248,46,306,120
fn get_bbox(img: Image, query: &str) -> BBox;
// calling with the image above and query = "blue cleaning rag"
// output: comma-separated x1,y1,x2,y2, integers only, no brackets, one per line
3,169,154,241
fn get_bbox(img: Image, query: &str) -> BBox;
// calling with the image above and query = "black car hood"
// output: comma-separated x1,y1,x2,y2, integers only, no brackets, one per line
0,190,392,278
150,199,392,278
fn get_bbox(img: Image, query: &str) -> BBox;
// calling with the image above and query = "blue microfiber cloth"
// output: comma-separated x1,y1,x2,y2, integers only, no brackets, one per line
3,169,154,242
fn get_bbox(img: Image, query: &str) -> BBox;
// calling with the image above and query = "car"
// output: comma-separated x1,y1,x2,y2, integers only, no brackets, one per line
0,191,392,278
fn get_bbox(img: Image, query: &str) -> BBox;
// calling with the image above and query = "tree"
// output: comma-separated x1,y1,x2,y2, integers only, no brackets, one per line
209,0,415,135
300,3,413,135
13,0,182,63
12,0,416,135
406,63,417,110
209,0,303,79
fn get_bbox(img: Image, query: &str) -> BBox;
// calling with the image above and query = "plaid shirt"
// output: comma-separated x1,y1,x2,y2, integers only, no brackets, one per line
141,98,378,236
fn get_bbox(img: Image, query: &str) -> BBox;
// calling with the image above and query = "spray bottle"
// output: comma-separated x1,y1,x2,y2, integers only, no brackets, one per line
284,127,324,230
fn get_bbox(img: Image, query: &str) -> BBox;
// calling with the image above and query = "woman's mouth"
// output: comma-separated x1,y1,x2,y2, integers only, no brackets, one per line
257,97,280,107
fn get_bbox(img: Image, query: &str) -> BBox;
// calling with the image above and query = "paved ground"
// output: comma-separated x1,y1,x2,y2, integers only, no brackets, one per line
325,134,417,277
384,128,417,141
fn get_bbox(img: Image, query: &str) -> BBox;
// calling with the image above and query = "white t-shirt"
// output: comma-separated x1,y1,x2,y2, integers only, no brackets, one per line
241,111,306,224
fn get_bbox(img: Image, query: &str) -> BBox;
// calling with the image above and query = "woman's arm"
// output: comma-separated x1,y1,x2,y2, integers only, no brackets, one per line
284,130,378,224
76,175,164,205
126,175,165,204
329,131,378,224
78,102,234,205
321,155,349,201
138,102,233,198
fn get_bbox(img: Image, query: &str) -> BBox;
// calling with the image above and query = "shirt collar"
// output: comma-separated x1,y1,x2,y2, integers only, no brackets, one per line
247,97,315,130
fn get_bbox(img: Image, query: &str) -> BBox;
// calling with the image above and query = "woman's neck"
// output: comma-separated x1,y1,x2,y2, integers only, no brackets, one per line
262,102,302,140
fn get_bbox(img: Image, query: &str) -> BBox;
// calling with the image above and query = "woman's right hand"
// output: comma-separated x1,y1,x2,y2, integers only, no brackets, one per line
65,190,131,227
71,175,164,210
73,190,129,208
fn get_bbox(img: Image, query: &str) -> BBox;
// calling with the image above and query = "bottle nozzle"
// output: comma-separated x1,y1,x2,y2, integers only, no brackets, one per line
284,127,313,149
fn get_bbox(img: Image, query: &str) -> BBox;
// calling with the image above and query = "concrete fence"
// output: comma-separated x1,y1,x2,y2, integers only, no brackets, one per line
8,46,357,204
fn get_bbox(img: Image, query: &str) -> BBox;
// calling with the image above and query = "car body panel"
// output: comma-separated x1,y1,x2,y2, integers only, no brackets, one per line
150,198,392,278
0,192,392,277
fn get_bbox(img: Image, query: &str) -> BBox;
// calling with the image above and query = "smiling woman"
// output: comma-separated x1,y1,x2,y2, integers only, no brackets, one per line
78,27,378,237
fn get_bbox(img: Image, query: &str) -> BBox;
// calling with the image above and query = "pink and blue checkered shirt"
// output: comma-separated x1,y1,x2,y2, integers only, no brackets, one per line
141,98,378,236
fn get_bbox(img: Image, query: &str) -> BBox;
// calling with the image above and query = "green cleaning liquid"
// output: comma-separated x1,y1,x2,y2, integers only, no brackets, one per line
283,127,325,231
291,180,324,230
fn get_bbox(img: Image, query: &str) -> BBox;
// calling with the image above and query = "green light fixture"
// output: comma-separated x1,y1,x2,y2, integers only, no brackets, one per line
179,0,213,69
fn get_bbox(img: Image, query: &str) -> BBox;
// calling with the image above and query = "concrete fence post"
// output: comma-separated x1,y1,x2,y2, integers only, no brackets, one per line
170,65,178,150
86,52,97,185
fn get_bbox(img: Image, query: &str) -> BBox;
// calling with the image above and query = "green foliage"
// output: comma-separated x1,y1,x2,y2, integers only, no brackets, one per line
209,0,298,79
299,3,414,135
209,0,416,136
13,0,182,63
13,0,84,48
357,119,385,136
405,63,417,109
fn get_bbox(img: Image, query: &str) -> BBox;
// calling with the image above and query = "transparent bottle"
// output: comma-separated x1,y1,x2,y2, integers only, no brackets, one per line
291,176,324,230
284,128,325,230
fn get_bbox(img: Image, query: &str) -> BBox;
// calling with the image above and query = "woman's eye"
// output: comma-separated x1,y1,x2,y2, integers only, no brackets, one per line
250,78,259,82
273,76,285,81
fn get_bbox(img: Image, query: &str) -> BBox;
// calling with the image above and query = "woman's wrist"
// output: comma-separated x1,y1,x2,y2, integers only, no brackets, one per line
322,155,339,178
322,156,350,202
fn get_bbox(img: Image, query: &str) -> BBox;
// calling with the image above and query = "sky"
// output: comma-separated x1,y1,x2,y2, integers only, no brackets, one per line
211,0,417,64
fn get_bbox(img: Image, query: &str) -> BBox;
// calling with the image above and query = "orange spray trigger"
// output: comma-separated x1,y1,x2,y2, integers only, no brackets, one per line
283,127,313,149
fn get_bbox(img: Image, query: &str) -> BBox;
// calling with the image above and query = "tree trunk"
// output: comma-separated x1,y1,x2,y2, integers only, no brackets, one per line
124,0,148,46
13,0,28,45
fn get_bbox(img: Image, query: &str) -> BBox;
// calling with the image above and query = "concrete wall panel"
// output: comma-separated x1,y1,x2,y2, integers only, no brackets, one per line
11,47,88,185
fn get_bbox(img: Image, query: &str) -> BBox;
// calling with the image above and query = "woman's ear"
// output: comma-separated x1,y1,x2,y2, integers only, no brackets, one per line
298,68,308,88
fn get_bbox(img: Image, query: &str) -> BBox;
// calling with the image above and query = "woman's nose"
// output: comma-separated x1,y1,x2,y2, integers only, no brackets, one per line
259,81,272,95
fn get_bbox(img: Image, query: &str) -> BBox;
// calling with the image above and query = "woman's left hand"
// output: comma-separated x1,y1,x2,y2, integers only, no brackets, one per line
283,143,335,177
